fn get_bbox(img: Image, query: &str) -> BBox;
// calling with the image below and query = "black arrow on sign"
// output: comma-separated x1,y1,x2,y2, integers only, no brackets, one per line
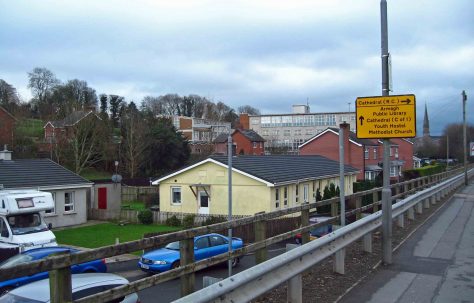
359,116,365,125
400,98,411,105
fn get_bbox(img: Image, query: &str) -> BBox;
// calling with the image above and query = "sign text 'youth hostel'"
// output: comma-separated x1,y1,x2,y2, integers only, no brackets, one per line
356,94,416,139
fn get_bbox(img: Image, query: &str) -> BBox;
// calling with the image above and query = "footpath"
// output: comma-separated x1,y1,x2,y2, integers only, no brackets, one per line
339,181,474,303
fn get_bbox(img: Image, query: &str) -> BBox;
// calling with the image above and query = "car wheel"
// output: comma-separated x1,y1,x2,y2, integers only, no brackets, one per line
231,257,239,268
0,287,13,296
171,261,180,269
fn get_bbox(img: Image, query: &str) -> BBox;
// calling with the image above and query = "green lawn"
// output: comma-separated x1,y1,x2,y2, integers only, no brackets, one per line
15,118,44,137
54,222,181,249
121,201,146,211
80,168,114,181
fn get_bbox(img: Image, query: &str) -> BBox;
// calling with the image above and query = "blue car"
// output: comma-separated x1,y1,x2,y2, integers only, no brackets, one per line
138,233,243,273
0,246,107,294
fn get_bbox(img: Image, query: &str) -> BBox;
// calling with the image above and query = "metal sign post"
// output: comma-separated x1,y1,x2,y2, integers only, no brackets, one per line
227,134,233,276
380,0,392,265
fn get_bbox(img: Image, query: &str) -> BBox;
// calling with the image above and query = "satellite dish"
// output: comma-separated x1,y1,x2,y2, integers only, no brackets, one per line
111,174,123,183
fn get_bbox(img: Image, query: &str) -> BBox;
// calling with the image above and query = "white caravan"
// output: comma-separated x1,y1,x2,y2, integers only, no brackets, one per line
0,190,57,261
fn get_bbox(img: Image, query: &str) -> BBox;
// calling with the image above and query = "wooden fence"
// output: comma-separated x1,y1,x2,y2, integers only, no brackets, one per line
121,186,158,202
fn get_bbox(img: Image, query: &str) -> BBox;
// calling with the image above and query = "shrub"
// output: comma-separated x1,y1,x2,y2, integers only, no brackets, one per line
137,209,153,225
182,214,196,229
166,215,181,227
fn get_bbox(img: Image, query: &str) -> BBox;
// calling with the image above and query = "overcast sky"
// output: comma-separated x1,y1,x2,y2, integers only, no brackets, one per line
1,0,473,135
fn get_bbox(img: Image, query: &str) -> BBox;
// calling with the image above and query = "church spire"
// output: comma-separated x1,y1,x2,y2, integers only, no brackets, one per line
423,103,430,137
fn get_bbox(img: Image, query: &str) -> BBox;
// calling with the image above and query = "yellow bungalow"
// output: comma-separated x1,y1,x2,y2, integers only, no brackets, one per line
153,155,359,216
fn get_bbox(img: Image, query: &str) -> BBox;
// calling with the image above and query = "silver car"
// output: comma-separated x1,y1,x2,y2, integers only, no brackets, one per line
0,273,139,303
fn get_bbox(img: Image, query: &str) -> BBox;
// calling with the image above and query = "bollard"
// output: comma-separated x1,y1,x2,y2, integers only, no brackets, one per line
363,233,372,253
408,207,415,220
286,244,302,303
436,191,441,202
431,195,436,205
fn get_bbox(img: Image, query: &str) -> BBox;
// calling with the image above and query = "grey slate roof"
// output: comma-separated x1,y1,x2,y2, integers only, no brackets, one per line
239,129,265,142
0,158,92,189
213,133,229,143
209,155,359,185
213,129,265,144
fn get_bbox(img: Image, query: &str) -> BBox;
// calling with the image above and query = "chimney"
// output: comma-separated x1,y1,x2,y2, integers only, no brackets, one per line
239,113,249,130
339,123,350,165
0,145,12,161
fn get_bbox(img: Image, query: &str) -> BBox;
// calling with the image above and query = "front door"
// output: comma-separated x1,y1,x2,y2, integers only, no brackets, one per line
198,191,209,214
98,187,107,209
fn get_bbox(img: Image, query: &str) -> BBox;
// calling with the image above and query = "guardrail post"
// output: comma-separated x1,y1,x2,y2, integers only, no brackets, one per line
363,233,372,253
180,237,195,296
255,215,267,264
49,266,72,303
372,191,379,212
423,198,430,209
407,207,415,220
416,201,423,214
397,213,405,228
301,203,310,245
403,183,409,198
395,185,401,197
333,249,345,275
430,194,436,205
286,244,302,303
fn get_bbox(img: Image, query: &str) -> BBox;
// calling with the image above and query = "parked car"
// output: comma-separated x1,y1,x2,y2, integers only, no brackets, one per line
138,233,243,273
0,246,107,294
0,273,139,303
295,216,333,244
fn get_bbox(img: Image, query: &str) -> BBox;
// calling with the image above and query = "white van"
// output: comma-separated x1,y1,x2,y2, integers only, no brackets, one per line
0,190,57,262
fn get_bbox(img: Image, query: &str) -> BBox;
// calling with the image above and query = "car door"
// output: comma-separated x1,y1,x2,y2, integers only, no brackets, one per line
208,235,228,257
194,236,210,261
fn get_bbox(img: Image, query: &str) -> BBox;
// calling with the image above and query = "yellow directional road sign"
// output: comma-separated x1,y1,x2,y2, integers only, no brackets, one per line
356,94,416,139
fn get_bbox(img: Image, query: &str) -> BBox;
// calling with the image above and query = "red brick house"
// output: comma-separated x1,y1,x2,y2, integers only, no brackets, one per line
214,129,265,155
299,123,414,182
0,106,17,148
44,111,100,143
299,123,378,180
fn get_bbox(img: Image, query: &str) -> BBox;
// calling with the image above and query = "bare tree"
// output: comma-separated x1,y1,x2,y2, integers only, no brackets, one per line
237,105,260,115
120,109,149,178
67,115,105,174
27,67,60,118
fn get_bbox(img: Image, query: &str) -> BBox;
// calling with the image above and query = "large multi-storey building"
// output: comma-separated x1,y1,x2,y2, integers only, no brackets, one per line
240,105,356,153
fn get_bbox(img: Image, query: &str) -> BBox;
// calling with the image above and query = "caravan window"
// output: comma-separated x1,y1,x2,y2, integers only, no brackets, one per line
0,218,9,238
7,214,47,235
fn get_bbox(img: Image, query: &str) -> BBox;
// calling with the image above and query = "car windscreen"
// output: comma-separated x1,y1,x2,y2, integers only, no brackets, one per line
164,241,180,250
0,254,34,269
7,214,48,235
0,293,42,303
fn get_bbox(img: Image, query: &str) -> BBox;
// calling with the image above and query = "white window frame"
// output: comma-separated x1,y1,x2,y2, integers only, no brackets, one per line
275,188,280,208
295,185,299,204
253,142,257,148
373,147,378,160
64,192,75,213
390,166,397,177
303,184,309,203
283,187,288,207
171,187,182,205
364,147,369,160
45,192,56,215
